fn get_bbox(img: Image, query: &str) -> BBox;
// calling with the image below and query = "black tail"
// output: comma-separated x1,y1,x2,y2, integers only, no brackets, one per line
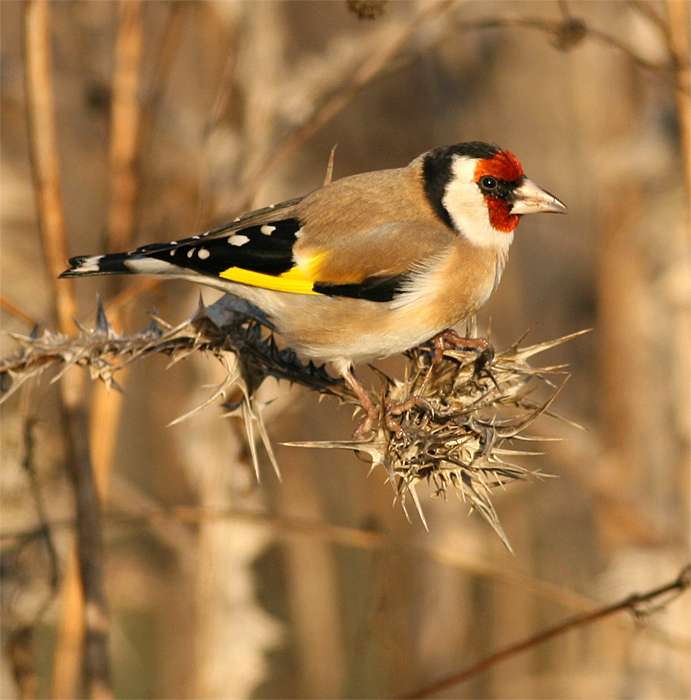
60,253,139,278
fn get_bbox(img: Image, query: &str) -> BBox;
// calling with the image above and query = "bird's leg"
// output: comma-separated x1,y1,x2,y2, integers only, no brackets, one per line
341,365,378,439
433,328,489,363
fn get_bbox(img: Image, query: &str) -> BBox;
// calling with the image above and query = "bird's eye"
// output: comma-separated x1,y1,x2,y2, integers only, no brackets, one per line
480,176,498,190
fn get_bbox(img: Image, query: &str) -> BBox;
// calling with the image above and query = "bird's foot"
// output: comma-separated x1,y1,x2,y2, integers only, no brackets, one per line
352,397,379,440
433,329,490,364
384,397,434,438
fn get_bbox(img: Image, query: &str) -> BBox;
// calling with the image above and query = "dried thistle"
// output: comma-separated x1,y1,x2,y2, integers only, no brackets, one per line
1,294,587,546
287,330,588,548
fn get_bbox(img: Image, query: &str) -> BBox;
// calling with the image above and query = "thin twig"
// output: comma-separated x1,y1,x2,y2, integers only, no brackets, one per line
23,2,111,698
401,565,691,699
0,296,38,327
453,13,677,75
20,410,60,592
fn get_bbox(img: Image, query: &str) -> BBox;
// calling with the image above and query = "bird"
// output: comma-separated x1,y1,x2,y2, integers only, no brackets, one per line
61,141,566,434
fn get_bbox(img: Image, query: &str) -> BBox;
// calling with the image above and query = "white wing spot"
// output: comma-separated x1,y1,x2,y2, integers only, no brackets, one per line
260,225,276,236
170,241,177,244
294,228,303,239
187,249,194,258
233,216,241,222
169,249,176,256
192,235,200,240
229,235,250,246
198,248,210,260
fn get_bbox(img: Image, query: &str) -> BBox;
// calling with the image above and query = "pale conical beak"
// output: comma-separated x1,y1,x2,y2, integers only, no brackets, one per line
510,178,567,215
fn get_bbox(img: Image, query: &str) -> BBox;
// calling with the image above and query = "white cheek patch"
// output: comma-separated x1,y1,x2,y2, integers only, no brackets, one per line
443,156,514,251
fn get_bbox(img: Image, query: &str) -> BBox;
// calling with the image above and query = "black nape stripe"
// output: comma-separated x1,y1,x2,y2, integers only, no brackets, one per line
314,274,408,303
422,141,501,231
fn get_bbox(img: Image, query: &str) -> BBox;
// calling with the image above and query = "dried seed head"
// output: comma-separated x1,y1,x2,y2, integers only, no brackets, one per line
292,331,587,548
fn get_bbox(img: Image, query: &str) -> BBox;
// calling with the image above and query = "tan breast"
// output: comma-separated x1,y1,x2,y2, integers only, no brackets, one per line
390,236,500,327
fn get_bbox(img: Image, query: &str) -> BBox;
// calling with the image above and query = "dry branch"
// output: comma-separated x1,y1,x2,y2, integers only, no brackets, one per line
401,564,691,698
1,291,587,547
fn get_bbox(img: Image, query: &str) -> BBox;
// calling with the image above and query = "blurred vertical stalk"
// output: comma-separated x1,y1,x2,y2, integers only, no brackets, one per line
192,5,284,696
188,402,283,698
93,0,142,504
666,1,691,215
107,0,142,253
52,2,143,694
665,0,691,560
22,1,112,698
89,0,143,685
278,470,345,697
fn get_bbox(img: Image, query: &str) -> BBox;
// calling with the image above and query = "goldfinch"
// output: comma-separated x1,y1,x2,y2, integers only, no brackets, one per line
61,142,566,431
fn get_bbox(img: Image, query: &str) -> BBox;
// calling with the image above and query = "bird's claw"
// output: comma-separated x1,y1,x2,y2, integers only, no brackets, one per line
433,329,490,364
384,397,434,438
353,407,378,440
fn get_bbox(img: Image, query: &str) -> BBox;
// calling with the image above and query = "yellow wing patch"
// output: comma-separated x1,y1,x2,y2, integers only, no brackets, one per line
219,253,325,295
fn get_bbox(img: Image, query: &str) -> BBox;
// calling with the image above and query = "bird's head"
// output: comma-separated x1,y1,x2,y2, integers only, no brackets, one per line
421,142,566,247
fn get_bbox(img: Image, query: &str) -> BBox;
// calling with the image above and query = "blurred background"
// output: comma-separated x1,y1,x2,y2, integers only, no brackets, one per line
1,1,689,698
